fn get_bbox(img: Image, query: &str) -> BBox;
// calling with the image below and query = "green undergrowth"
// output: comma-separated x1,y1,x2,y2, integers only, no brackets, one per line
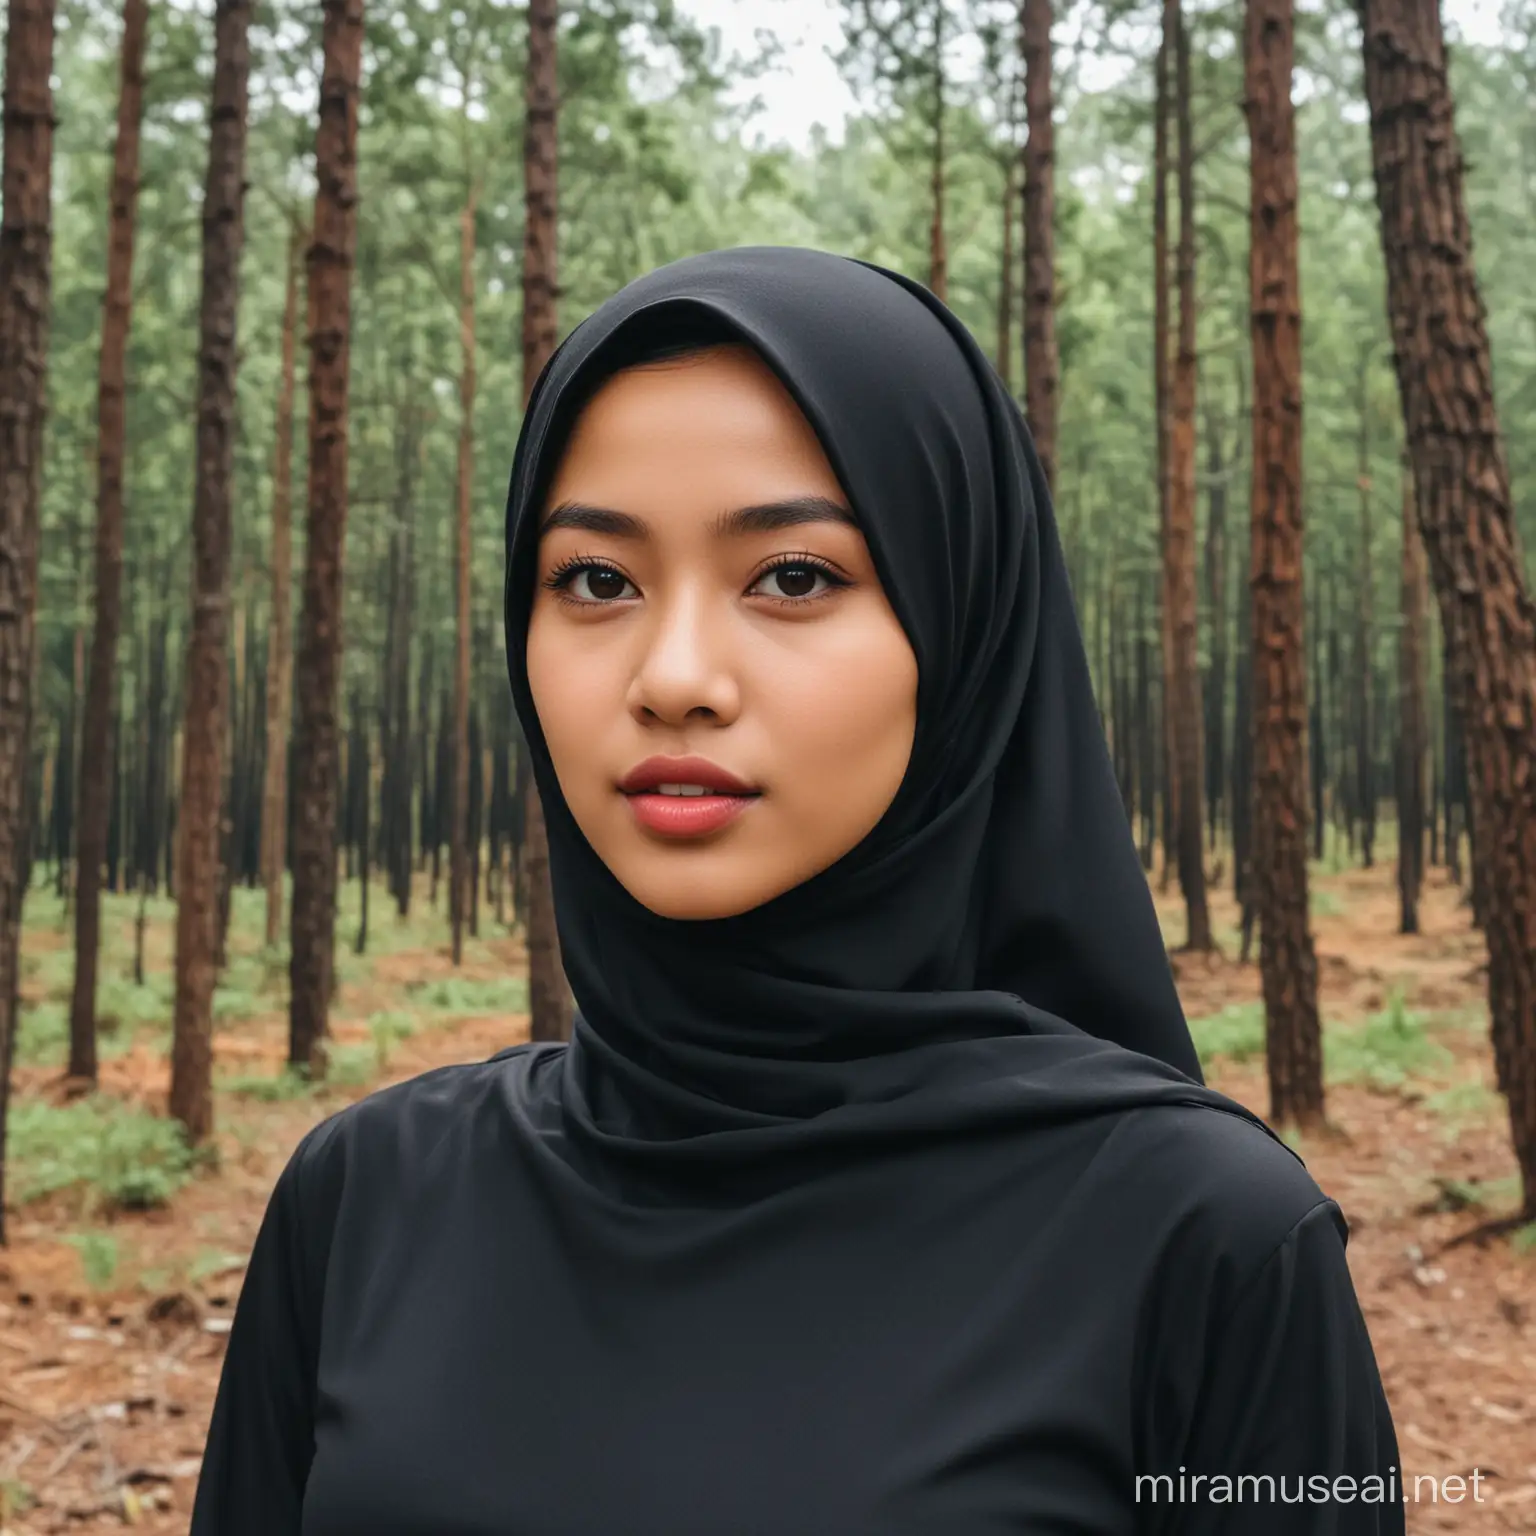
1190,993,1468,1099
6,1095,206,1213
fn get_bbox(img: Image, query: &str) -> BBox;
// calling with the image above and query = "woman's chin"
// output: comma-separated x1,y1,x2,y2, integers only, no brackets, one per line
613,856,787,923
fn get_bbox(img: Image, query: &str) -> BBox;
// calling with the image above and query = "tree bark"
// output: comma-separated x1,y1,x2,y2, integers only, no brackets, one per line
1244,0,1324,1130
927,0,947,303
69,0,147,1085
169,0,251,1142
1355,358,1377,867
290,0,364,1075
1020,0,1058,489
1202,396,1229,846
522,0,570,1044
262,220,303,949
1397,452,1428,934
1153,30,1177,893
1360,0,1536,1215
451,181,477,966
1168,1,1211,949
996,142,1015,392
0,0,57,1244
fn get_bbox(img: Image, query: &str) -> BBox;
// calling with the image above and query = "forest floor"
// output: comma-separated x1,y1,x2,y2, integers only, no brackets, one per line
1,855,1533,1533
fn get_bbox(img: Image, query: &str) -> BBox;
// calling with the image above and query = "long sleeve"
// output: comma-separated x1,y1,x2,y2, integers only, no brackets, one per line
1141,1199,1404,1535
190,1116,341,1534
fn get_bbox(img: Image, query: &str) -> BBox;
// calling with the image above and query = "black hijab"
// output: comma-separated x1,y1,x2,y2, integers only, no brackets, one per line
502,245,1297,1187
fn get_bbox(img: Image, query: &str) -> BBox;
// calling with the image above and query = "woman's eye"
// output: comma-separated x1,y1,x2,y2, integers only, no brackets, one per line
752,563,832,601
570,566,634,601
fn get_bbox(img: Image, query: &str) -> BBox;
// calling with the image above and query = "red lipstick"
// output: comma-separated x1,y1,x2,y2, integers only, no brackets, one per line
619,755,762,839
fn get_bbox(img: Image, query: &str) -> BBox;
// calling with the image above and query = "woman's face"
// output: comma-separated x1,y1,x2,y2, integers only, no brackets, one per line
526,342,919,921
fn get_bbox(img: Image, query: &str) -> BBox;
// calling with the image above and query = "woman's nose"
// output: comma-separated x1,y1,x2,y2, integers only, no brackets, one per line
627,589,742,726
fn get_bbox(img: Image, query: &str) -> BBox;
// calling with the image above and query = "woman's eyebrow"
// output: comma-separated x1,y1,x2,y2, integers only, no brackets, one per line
538,494,859,540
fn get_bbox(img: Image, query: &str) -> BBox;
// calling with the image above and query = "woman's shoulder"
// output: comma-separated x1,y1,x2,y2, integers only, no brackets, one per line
273,1042,563,1211
1099,1095,1342,1298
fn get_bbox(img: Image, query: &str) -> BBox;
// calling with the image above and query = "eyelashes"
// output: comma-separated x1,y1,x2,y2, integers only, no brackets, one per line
540,550,854,610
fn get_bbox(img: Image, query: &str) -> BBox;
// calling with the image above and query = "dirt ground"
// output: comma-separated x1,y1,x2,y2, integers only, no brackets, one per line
1,863,1533,1532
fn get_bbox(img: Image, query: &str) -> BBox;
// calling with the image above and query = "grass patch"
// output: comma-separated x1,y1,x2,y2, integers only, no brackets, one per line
1421,1078,1501,1136
405,974,528,1015
221,1064,320,1102
1511,1223,1536,1256
1426,1174,1522,1213
6,1096,202,1212
1325,993,1455,1090
327,1042,379,1087
1309,887,1345,919
63,1229,121,1288
1187,1001,1266,1067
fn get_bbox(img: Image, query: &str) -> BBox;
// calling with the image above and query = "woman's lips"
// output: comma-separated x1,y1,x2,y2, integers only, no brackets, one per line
624,790,760,838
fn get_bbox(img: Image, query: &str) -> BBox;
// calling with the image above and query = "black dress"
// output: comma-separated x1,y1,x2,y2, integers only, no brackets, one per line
190,1041,1403,1535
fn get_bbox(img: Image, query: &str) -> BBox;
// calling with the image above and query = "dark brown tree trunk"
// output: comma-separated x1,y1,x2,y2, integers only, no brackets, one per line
927,1,947,304
1168,1,1211,950
1135,580,1157,869
1203,398,1229,846
0,0,57,1244
1153,29,1176,894
1361,0,1536,1215
290,0,364,1076
1355,359,1377,867
522,0,570,1044
262,221,302,949
351,688,369,953
1244,0,1324,1130
451,181,477,967
69,0,146,1086
1397,452,1428,934
381,382,418,918
996,145,1015,392
169,0,251,1143
468,700,482,938
1020,0,1058,489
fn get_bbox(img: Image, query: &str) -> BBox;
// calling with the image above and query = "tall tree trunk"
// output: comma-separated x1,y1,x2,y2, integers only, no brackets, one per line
169,0,251,1142
522,0,570,1044
0,0,57,1244
1397,452,1428,935
1355,357,1377,867
927,0,947,303
1168,0,1211,950
262,220,302,948
1203,397,1229,847
1244,0,1324,1130
451,180,477,966
1153,29,1177,893
1020,0,1058,489
290,0,364,1075
1361,0,1536,1216
69,0,147,1085
996,145,1015,391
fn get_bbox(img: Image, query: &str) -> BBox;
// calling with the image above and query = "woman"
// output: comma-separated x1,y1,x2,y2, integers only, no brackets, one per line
192,246,1403,1534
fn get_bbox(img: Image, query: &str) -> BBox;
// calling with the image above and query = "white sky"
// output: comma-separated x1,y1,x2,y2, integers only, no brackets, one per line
681,0,1513,152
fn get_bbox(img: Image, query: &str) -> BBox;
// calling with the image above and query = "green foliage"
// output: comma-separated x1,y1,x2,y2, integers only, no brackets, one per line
405,975,529,1015
6,1097,200,1213
327,1043,380,1088
221,1065,320,1102
1187,1001,1267,1066
64,1229,121,1288
1427,1174,1522,1213
1421,1077,1502,1134
1,1480,37,1523
1324,993,1455,1089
